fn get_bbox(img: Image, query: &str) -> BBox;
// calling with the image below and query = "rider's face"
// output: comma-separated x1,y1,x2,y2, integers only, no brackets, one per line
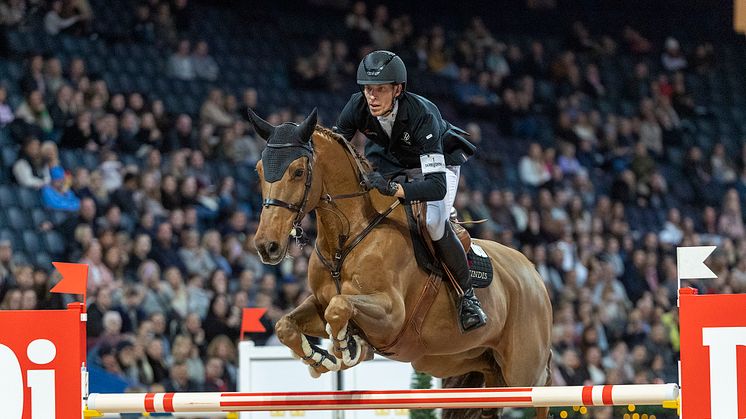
363,84,402,117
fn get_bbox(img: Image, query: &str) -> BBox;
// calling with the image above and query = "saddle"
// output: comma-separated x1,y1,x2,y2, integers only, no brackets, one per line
373,201,493,360
404,202,493,289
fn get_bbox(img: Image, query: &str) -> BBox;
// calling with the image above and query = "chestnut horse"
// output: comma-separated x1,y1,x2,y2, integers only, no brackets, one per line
250,109,553,419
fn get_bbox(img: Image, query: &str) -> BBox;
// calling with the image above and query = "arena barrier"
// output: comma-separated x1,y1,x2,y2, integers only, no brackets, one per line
85,384,679,414
3,246,743,418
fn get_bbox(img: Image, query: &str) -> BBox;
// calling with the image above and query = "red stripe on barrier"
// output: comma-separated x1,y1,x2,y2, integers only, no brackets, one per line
144,393,156,412
602,385,613,405
220,396,533,408
221,388,533,398
163,393,175,412
581,386,593,406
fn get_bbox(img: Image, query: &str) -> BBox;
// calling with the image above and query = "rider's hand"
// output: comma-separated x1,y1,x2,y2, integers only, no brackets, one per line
365,172,399,196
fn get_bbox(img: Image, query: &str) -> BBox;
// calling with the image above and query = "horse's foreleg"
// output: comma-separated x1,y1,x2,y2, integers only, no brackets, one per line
276,295,342,376
324,293,391,367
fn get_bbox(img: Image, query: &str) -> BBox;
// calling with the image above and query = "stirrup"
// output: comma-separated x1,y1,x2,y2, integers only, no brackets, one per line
459,292,487,332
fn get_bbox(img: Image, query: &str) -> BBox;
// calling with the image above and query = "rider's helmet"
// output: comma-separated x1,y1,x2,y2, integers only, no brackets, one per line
356,50,407,92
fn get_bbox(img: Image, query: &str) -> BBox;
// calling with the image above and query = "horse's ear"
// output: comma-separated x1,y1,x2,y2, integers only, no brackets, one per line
247,108,275,141
297,108,318,144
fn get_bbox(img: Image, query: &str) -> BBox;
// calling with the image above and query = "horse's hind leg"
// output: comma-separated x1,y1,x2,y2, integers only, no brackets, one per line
276,295,342,376
483,366,508,419
324,293,393,367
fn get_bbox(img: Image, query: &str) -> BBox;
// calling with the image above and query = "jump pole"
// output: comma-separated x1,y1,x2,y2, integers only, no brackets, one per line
86,384,679,414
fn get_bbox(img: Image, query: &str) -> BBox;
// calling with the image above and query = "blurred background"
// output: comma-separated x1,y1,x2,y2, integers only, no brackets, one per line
0,0,745,417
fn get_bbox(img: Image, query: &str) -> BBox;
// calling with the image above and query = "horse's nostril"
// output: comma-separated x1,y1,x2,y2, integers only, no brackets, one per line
267,241,280,254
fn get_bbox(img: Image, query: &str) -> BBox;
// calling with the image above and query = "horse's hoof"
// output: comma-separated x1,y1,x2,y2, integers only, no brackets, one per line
308,366,322,378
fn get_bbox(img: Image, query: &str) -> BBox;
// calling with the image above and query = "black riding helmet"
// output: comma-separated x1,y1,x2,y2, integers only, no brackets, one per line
357,50,407,91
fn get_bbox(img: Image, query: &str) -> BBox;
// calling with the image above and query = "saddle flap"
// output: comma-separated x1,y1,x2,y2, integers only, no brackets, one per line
412,201,472,264
405,202,493,289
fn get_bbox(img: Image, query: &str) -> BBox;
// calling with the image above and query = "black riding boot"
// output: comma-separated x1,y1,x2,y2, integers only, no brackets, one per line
432,222,487,332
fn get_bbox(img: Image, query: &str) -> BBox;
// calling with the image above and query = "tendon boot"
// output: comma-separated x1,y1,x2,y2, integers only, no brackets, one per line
432,222,487,332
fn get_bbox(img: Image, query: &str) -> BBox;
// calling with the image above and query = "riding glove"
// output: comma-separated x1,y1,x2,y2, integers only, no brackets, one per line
366,172,399,196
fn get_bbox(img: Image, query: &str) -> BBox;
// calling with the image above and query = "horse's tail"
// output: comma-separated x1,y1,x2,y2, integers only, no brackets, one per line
441,371,485,419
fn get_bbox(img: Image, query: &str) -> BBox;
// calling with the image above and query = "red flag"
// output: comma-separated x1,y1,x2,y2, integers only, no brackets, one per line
241,307,267,339
50,262,89,299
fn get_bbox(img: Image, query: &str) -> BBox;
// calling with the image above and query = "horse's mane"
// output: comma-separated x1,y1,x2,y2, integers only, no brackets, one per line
313,125,372,173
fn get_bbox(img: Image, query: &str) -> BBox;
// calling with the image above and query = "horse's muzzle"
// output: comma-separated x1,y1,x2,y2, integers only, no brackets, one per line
256,239,284,265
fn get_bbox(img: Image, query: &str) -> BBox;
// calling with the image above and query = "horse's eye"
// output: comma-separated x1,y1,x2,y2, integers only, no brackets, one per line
294,168,305,178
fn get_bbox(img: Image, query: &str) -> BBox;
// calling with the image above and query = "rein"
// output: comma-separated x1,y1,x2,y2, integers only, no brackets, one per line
261,131,398,291
312,135,398,294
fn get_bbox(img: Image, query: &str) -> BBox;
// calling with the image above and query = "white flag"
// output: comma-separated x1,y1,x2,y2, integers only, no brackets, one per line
677,246,717,279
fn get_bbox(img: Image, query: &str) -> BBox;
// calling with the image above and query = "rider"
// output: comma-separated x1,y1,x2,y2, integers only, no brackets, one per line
333,50,487,332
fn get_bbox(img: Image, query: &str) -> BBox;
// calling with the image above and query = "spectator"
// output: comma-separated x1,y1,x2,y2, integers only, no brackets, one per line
199,89,233,128
718,189,745,241
132,3,155,43
661,37,687,72
167,39,195,81
41,166,80,211
44,57,65,98
621,26,652,55
171,0,192,33
710,143,737,185
44,0,81,35
344,1,371,49
0,85,13,126
15,90,53,135
238,88,260,121
162,114,193,152
0,0,26,28
164,361,201,392
178,229,216,278
192,40,219,81
20,55,45,96
48,84,79,130
154,2,178,48
60,110,95,150
519,143,551,187
13,136,49,189
67,57,87,86
203,294,240,344
117,110,141,154
149,222,188,273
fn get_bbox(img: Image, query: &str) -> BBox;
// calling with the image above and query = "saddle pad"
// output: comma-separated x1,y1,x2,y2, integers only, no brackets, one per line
404,204,493,288
467,243,493,288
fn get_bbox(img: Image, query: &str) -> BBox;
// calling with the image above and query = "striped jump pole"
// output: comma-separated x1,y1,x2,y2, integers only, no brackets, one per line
86,384,679,414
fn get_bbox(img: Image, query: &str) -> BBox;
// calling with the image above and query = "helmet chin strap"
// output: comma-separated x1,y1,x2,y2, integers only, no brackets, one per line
378,93,399,117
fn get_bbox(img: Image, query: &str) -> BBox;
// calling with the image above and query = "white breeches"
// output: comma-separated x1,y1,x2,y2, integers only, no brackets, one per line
426,166,460,240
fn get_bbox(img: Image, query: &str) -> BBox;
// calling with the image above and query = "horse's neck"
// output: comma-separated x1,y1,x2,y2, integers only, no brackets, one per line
313,136,377,246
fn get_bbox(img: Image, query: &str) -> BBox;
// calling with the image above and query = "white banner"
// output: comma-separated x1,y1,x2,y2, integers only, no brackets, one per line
239,342,433,419
239,342,337,419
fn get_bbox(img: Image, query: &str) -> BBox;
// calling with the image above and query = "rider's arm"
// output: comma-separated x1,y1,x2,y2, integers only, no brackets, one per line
332,94,360,141
397,113,447,203
398,171,446,203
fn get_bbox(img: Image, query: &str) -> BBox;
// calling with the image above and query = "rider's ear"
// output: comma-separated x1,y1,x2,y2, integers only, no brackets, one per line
247,108,275,141
297,108,318,144
393,83,403,98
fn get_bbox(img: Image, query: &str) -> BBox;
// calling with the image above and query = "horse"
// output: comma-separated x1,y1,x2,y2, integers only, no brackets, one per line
249,108,553,419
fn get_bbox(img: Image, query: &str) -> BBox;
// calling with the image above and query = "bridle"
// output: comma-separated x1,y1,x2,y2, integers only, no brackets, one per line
259,131,400,293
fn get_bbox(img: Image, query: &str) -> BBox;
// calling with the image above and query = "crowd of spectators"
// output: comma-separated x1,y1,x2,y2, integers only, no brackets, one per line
0,1,744,417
